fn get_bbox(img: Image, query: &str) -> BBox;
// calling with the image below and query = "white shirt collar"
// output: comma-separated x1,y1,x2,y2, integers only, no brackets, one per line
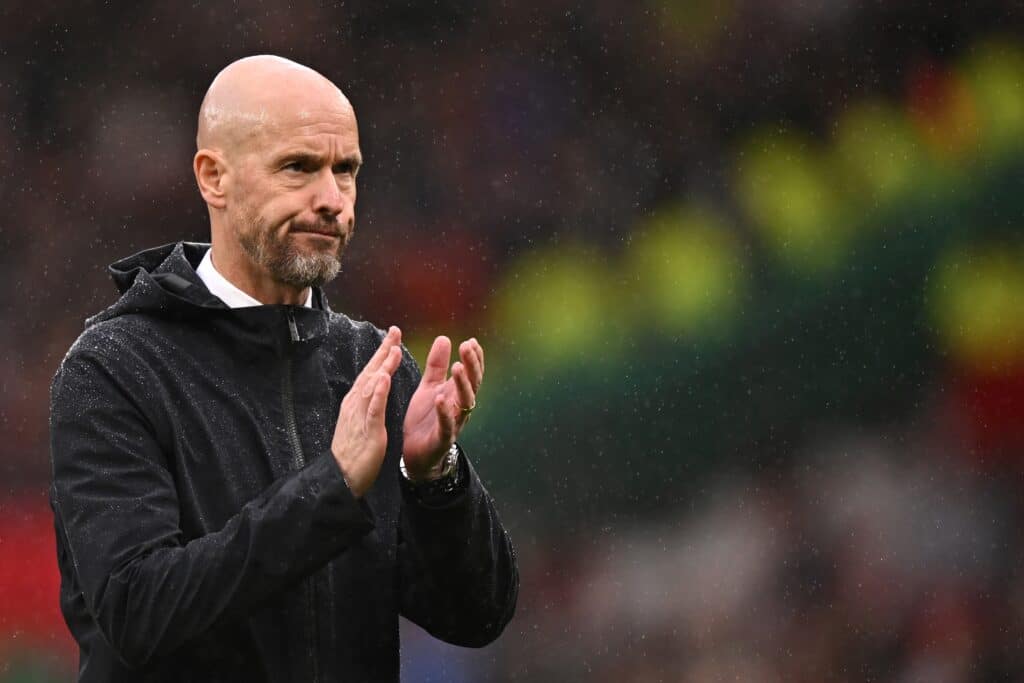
196,247,313,309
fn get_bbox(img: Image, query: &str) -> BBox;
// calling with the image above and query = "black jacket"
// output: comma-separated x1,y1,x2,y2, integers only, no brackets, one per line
49,242,518,682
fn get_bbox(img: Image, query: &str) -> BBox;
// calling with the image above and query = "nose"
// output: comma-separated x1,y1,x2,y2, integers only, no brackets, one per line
311,168,346,218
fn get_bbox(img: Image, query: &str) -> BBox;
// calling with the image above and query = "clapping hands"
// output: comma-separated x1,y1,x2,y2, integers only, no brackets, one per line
329,327,484,496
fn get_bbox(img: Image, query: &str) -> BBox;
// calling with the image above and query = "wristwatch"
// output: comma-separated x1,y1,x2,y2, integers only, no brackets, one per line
400,443,462,499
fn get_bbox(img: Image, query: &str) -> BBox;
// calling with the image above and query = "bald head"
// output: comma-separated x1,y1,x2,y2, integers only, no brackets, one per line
197,55,353,155
192,55,362,304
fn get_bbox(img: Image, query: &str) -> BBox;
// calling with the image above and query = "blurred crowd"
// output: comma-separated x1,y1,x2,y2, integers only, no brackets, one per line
494,423,1024,681
395,397,1024,682
2,1,1024,681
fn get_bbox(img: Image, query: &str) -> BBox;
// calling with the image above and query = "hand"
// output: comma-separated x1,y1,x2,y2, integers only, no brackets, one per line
402,335,484,480
331,326,403,498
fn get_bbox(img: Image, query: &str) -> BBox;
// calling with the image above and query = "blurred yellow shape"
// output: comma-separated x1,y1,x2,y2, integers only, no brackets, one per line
832,100,924,203
736,129,848,272
624,204,744,336
491,244,618,366
652,0,737,54
961,37,1024,156
930,244,1024,371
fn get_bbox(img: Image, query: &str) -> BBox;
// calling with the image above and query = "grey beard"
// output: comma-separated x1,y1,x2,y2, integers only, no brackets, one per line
237,220,345,289
259,243,341,289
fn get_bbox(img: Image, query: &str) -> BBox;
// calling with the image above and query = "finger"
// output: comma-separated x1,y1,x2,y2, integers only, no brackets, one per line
355,326,400,393
472,337,485,377
381,344,402,377
365,372,392,428
459,340,483,392
451,362,476,416
435,391,456,442
421,335,451,385
365,326,401,374
362,346,401,397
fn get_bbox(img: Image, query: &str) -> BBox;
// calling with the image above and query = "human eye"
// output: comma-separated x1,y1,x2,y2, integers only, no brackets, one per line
332,158,361,177
280,156,318,174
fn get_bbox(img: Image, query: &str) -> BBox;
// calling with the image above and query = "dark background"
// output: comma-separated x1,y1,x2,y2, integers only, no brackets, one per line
2,1,1024,680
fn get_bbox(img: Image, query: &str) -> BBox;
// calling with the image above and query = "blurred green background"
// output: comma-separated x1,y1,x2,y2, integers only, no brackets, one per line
2,1,1023,680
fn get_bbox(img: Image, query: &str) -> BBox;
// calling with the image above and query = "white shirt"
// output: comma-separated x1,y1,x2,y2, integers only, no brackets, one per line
195,248,453,483
196,247,313,308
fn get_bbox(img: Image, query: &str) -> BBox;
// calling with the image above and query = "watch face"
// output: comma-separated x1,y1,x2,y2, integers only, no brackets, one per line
438,447,458,479
401,445,460,488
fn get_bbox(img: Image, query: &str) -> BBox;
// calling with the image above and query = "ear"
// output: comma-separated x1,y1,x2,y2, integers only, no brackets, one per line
194,149,229,210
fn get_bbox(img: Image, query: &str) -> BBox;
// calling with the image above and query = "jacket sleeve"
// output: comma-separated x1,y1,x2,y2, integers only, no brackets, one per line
49,349,375,669
394,353,519,647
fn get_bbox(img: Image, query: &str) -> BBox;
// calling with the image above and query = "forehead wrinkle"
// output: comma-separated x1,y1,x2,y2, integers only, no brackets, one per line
267,143,363,170
281,107,357,132
262,117,359,156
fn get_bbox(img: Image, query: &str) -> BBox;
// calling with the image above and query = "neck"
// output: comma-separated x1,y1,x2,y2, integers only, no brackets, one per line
209,240,310,306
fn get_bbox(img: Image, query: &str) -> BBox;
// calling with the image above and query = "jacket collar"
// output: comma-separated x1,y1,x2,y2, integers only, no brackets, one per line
87,241,335,351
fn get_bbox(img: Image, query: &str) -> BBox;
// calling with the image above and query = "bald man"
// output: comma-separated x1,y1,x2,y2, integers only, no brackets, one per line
49,56,518,683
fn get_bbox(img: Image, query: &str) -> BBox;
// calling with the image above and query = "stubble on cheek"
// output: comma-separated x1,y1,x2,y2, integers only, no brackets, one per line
234,199,275,271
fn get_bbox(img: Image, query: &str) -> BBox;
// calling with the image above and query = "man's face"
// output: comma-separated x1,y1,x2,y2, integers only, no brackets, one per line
227,99,362,289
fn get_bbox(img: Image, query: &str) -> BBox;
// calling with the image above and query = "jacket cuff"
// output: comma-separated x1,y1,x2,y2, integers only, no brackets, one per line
400,447,471,510
302,452,376,535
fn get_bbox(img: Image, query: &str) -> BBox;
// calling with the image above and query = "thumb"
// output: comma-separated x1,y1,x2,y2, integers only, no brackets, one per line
420,336,451,385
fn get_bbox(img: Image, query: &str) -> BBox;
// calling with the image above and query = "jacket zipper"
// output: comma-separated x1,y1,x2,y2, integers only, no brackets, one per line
282,311,320,683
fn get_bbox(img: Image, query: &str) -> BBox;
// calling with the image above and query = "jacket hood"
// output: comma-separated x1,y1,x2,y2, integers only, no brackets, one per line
86,241,226,328
86,241,333,333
